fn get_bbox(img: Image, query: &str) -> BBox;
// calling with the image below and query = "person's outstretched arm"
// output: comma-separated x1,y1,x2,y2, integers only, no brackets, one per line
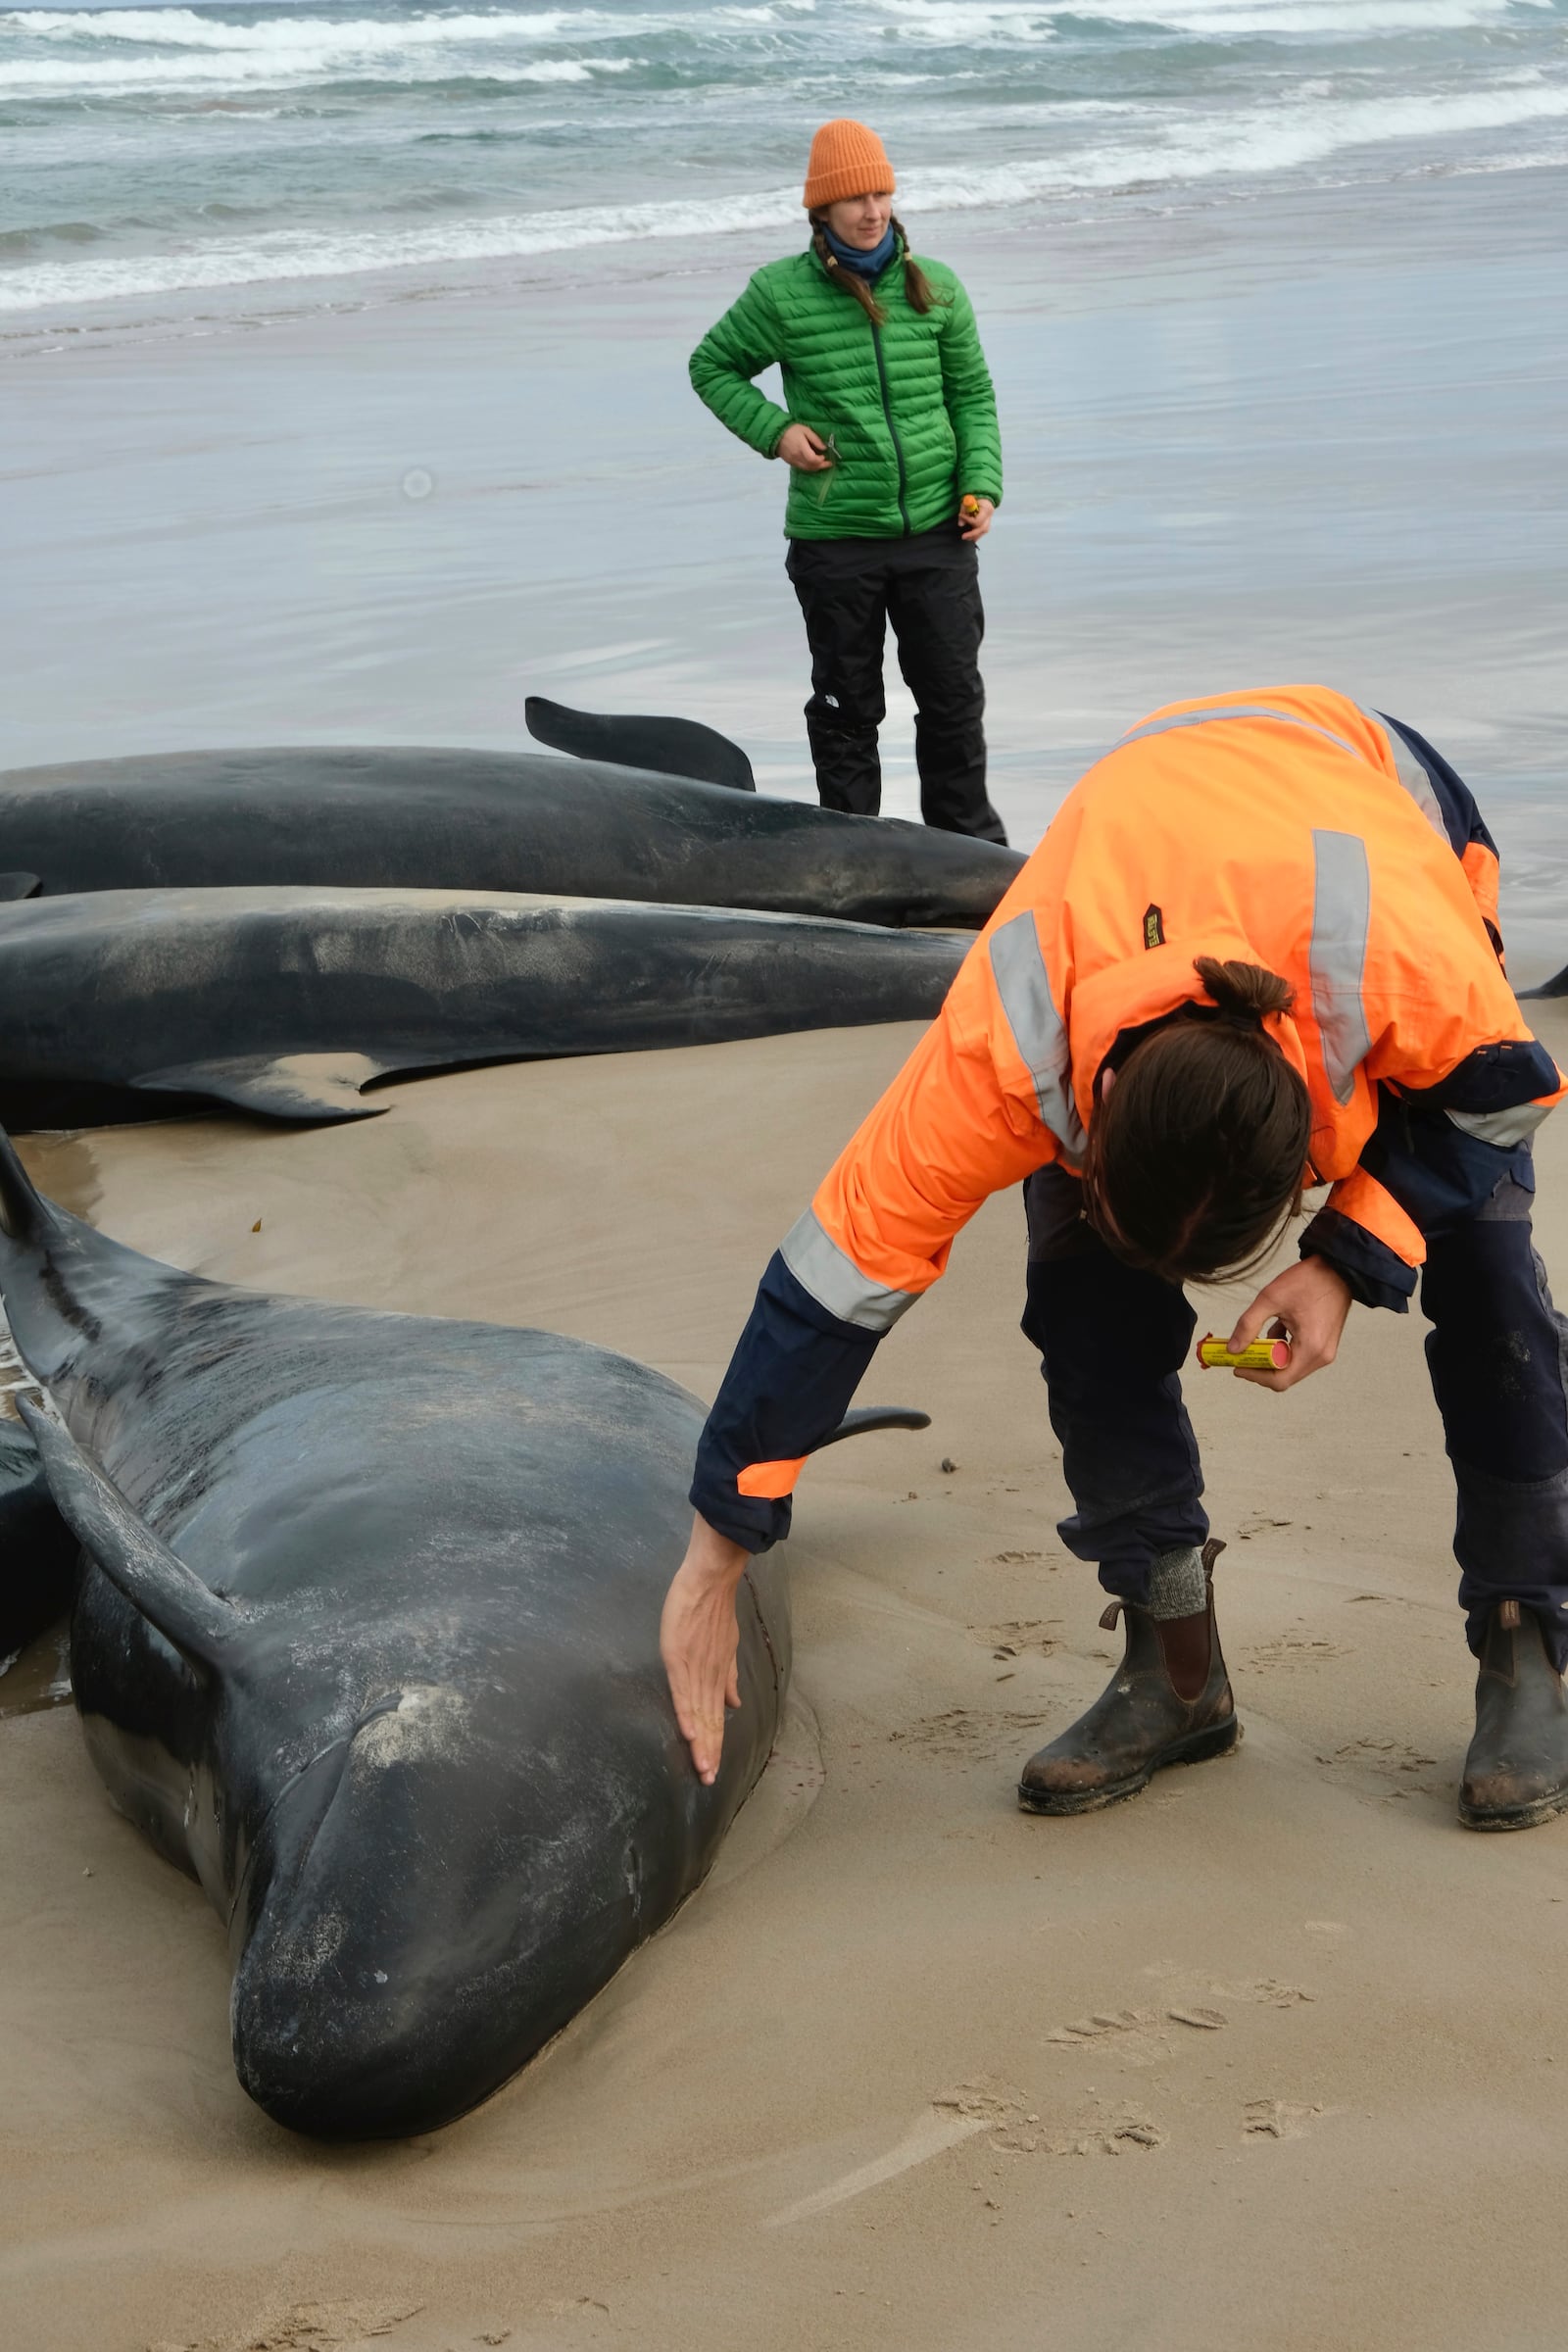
662,914,1071,1780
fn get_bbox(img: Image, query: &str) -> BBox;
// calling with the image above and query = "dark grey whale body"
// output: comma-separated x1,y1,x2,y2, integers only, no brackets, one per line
0,1135,923,2136
1,1416,75,1658
0,885,965,1129
0,747,1021,928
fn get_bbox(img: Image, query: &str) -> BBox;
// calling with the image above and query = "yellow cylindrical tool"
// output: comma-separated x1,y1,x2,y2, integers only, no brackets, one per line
1196,1333,1291,1372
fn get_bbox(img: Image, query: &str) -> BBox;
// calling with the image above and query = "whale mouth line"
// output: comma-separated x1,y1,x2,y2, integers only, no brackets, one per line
224,1689,405,1933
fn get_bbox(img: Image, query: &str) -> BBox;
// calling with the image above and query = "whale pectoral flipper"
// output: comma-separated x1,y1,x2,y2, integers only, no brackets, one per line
814,1407,933,1450
134,1053,388,1123
17,1397,236,1673
0,872,41,902
0,1126,58,1244
524,696,757,793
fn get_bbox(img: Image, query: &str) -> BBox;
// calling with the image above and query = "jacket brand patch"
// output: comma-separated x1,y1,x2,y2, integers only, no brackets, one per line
1143,904,1165,951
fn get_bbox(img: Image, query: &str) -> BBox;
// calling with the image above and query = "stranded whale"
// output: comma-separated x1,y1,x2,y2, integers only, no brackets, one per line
0,1134,925,2137
0,885,965,1129
0,747,1020,929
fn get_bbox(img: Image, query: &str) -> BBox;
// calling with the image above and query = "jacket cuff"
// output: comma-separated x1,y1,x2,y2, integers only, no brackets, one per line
751,404,791,460
1299,1207,1415,1312
689,1249,882,1552
687,1475,788,1555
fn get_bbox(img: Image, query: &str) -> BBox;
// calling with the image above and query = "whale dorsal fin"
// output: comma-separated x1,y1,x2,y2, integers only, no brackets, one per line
812,1406,932,1450
0,872,41,902
525,696,756,792
134,1053,388,1124
18,1397,236,1674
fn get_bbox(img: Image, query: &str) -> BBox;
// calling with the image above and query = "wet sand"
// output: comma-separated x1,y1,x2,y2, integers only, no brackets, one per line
4,165,1566,974
5,1004,1568,2352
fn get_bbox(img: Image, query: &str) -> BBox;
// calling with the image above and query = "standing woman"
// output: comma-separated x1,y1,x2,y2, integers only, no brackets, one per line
690,120,1008,844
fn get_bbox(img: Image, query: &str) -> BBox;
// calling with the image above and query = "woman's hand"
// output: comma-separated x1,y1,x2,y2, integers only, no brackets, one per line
1225,1256,1352,1392
660,1513,751,1785
958,494,995,542
777,424,832,471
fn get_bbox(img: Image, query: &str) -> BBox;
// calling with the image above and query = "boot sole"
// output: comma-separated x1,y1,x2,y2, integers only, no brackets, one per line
1016,1715,1241,1817
1457,1782,1568,1833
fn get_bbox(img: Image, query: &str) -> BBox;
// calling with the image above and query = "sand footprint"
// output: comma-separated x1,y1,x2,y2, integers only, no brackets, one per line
1244,1632,1350,1670
888,1705,1054,1760
1244,2097,1330,2141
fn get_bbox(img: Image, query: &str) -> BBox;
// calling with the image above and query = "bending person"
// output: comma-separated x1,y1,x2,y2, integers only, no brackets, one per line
661,685,1568,1834
689,118,1006,843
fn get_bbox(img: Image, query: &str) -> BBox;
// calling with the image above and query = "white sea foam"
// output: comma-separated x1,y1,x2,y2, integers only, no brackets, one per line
4,0,812,50
0,27,641,98
2,0,1563,319
8,7,593,45
1047,0,1553,27
5,72,1566,315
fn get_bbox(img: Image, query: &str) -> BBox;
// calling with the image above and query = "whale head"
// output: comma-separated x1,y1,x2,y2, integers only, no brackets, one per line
226,1668,674,2138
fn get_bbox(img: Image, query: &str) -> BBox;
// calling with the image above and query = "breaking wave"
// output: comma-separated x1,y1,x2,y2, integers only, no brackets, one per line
2,0,1563,317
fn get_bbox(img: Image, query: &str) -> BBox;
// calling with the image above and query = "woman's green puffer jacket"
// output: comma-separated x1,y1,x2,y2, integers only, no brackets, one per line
689,240,1003,541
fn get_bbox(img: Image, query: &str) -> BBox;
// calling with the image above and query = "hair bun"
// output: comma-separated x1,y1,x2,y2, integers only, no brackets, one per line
1192,955,1295,1022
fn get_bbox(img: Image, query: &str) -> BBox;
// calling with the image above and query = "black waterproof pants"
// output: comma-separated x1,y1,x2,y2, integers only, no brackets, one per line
1020,1162,1568,1669
785,525,1007,844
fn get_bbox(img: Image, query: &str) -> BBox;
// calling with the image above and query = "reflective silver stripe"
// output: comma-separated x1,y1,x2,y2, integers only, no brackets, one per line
1360,706,1446,842
779,1207,918,1335
1446,1102,1555,1150
1115,703,1368,764
988,908,1086,1157
1309,830,1372,1106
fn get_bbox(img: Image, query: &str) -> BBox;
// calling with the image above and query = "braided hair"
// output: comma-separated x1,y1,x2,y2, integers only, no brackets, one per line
1082,956,1312,1284
808,214,944,326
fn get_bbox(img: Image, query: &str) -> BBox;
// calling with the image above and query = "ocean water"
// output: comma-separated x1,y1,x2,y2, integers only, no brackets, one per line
2,0,1565,316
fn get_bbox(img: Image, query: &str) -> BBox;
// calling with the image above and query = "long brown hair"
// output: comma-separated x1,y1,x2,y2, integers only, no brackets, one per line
808,214,943,326
1082,956,1312,1285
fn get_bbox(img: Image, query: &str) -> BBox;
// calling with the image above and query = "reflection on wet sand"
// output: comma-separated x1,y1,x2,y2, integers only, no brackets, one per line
13,1131,102,1228
0,1621,72,1720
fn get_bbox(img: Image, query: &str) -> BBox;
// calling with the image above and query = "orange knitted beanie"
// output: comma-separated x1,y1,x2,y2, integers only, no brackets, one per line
803,120,896,211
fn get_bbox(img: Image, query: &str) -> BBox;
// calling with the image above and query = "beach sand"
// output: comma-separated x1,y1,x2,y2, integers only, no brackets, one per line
5,1000,1568,2352
4,152,1568,2349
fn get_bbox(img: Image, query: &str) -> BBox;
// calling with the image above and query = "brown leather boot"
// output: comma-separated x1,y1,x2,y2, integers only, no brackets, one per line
1458,1599,1568,1832
1018,1539,1238,1815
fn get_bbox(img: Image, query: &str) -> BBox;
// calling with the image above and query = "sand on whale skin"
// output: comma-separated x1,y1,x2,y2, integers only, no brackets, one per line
4,1003,1568,2352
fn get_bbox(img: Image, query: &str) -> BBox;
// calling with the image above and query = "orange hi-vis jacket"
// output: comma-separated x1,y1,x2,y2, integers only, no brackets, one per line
691,687,1565,1550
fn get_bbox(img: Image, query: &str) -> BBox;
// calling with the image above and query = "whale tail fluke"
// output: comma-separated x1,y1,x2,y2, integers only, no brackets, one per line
814,1406,932,1450
525,695,757,793
17,1396,236,1674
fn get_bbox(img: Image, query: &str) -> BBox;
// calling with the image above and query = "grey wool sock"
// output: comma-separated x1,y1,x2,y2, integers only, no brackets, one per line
1146,1544,1207,1621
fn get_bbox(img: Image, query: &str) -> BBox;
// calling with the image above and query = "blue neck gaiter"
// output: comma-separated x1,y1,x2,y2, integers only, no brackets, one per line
821,221,898,280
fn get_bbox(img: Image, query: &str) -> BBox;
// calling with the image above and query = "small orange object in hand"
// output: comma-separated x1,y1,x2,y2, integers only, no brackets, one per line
1197,1332,1292,1373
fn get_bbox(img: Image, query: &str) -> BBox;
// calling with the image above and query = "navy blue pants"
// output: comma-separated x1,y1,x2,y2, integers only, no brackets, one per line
1021,1163,1568,1666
